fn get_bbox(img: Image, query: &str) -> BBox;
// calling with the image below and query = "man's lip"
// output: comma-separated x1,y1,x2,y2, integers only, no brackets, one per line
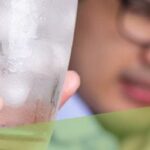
120,71,150,104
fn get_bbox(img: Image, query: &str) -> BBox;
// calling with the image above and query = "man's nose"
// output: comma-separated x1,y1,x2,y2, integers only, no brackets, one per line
141,48,150,66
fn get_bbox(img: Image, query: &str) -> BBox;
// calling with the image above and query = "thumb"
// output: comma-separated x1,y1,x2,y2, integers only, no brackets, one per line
59,71,80,108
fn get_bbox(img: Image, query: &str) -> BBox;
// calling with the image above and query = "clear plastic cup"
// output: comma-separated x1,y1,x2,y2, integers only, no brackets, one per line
0,0,77,149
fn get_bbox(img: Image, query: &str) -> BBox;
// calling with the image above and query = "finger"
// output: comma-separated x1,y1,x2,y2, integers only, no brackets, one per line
59,71,80,108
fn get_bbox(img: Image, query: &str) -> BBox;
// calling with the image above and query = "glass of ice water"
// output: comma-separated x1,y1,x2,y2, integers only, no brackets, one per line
0,0,78,127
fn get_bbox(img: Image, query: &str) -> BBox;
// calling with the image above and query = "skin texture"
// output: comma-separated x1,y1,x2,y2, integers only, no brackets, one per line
70,0,150,113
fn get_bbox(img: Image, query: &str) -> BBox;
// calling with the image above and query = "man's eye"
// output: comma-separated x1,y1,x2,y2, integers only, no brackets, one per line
121,0,129,8
121,0,150,18
118,10,150,46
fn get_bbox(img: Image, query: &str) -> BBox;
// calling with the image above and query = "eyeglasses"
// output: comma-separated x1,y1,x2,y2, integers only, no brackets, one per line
117,7,150,48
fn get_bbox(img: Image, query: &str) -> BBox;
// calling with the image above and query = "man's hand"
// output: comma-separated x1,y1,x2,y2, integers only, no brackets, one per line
59,71,80,108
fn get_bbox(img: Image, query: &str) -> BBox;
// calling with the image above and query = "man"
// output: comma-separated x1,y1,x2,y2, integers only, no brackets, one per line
71,0,150,113
54,0,150,150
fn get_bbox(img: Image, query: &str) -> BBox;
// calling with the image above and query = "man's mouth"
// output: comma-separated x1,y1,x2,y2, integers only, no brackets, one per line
120,70,150,104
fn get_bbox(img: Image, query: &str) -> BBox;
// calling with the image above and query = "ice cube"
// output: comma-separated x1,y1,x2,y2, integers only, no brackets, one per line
6,0,40,59
36,0,77,48
0,74,32,107
7,40,33,59
9,0,39,39
0,54,29,74
28,39,69,76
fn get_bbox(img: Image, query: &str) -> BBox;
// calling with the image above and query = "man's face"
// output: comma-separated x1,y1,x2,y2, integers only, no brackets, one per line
70,0,150,113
